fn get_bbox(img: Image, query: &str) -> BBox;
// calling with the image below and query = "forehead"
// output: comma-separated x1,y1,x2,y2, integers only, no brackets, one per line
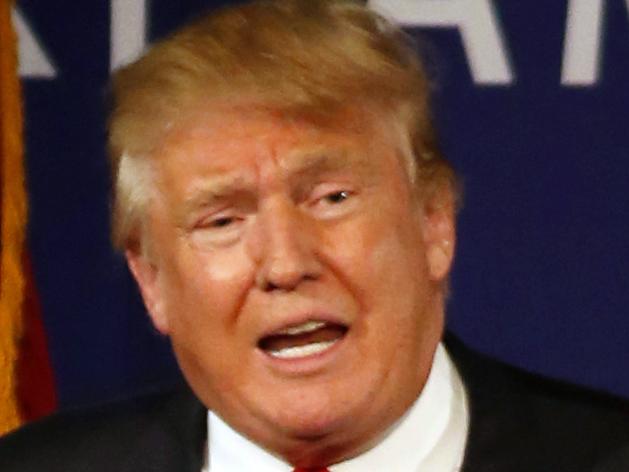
154,105,403,183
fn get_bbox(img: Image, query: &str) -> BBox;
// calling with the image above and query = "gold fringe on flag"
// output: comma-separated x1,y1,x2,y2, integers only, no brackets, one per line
0,0,26,435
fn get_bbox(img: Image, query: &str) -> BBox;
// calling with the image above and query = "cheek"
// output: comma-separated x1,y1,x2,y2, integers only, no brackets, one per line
160,241,255,331
322,213,428,330
331,202,426,281
162,245,256,399
367,227,429,320
326,199,431,328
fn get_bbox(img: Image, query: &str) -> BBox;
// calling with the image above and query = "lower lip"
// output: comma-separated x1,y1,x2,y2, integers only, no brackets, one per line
257,333,347,374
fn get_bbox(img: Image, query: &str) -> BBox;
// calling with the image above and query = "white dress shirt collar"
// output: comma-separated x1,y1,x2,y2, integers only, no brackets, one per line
205,344,468,471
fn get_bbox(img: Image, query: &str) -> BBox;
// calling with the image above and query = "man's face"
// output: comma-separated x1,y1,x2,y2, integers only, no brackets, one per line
127,106,455,465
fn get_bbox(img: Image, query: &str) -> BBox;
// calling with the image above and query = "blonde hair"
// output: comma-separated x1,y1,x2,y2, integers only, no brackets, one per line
108,0,455,250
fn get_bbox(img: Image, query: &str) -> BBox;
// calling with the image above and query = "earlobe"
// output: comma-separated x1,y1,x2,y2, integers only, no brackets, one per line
422,188,456,282
427,240,453,281
125,249,170,334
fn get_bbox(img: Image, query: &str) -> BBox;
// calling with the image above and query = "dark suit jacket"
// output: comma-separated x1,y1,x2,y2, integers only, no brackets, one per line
2,336,628,471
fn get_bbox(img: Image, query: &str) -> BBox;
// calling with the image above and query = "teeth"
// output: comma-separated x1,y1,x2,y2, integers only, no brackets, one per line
277,320,327,336
269,340,337,359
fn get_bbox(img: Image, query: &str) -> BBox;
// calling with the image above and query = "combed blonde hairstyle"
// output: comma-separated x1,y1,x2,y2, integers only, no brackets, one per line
108,0,455,250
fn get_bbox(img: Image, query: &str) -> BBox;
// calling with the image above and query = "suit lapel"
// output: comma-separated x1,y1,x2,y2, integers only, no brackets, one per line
120,387,207,472
445,334,559,471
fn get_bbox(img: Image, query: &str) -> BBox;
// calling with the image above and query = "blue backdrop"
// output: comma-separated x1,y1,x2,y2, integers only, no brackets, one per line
16,0,629,409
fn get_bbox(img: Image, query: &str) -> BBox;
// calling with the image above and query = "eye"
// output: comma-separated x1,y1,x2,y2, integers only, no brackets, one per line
210,216,237,228
190,212,246,247
198,214,245,232
308,186,357,220
323,190,351,204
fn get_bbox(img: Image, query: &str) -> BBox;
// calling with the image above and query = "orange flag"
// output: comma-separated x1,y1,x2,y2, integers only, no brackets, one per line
0,1,57,435
0,0,27,434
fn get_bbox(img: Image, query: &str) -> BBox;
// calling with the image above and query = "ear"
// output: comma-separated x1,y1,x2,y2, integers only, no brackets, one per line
125,248,170,335
421,185,456,282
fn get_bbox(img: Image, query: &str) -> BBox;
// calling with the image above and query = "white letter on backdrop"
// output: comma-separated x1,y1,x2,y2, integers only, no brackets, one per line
368,0,514,85
13,8,57,78
561,0,606,86
110,0,148,71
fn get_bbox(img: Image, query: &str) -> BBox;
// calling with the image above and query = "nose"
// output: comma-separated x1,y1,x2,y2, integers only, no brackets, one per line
249,197,321,292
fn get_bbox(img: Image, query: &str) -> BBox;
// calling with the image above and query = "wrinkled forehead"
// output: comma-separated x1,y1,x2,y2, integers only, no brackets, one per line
147,103,412,202
153,101,407,167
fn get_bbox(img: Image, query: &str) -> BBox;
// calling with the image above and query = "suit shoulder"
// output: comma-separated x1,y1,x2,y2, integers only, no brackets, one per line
446,334,629,469
465,343,628,418
446,333,629,412
0,387,204,472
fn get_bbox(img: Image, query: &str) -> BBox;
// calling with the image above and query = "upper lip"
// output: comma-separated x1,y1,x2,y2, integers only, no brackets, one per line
257,311,349,343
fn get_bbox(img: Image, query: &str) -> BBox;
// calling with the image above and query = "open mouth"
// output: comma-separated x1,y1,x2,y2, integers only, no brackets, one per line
258,320,348,359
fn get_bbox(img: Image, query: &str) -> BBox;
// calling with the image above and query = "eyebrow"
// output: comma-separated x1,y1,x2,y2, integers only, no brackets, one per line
180,173,253,213
177,148,375,218
281,148,374,182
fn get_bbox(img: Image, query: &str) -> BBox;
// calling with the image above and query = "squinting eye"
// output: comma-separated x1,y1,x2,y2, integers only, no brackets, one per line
324,190,351,204
211,216,235,228
191,212,245,247
195,214,242,232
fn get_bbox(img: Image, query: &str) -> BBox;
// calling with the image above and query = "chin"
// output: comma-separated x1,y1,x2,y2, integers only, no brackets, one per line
275,411,382,468
259,390,384,462
269,394,351,439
